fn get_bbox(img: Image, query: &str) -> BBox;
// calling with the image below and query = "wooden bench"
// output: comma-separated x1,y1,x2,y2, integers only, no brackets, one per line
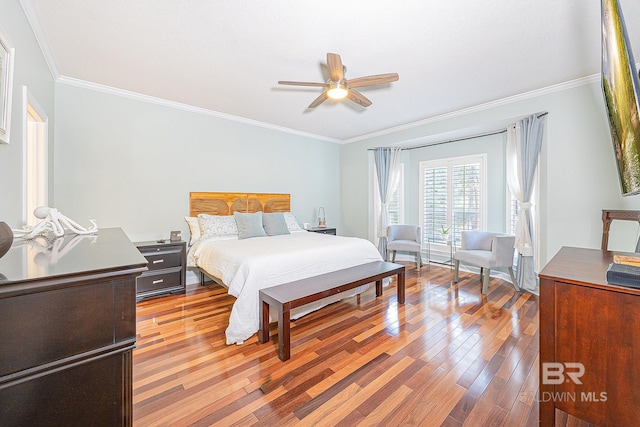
258,261,405,361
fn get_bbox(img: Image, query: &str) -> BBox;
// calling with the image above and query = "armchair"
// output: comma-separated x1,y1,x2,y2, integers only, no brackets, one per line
387,225,422,270
453,231,520,294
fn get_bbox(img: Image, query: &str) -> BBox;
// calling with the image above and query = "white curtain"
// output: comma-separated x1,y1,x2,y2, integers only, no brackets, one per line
373,147,402,259
506,113,546,292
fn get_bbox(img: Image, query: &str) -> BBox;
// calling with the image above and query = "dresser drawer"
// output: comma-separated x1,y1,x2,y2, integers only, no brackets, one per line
137,268,182,294
308,227,337,235
0,279,133,378
140,247,182,271
135,240,186,301
315,229,334,235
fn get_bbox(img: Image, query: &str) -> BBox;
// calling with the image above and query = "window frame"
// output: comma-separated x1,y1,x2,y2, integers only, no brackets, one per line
22,86,49,226
419,154,487,250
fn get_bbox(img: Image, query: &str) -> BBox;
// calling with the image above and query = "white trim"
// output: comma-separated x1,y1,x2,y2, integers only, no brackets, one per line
56,74,596,146
0,29,14,144
56,76,342,144
19,0,59,79
343,75,600,144
22,86,49,225
419,154,487,248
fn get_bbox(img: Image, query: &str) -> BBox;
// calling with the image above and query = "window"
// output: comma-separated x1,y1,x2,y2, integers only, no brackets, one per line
23,87,48,226
371,163,404,239
387,164,404,225
419,154,486,248
508,194,519,235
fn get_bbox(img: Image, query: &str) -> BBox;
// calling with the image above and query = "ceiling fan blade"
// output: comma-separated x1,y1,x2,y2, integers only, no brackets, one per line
346,89,372,107
278,81,327,87
308,92,328,108
327,53,344,82
347,73,399,88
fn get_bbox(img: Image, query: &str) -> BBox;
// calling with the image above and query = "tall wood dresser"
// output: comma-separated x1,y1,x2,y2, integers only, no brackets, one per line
539,246,640,426
0,228,147,426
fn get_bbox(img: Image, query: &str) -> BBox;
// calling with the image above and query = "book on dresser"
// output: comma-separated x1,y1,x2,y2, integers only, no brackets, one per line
612,251,640,266
606,262,640,288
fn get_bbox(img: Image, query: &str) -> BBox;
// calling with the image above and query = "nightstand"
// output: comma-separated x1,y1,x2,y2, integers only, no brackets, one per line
306,227,337,235
135,240,186,301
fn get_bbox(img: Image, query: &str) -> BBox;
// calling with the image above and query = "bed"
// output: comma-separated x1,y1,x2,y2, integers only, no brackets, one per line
186,192,384,345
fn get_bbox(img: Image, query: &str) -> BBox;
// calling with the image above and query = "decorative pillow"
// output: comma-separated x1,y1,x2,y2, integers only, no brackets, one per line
184,216,202,245
283,212,303,232
197,214,238,238
262,213,290,236
234,212,267,239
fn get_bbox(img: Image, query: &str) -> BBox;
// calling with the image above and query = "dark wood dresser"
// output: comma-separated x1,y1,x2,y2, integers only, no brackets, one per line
0,228,147,426
539,246,640,426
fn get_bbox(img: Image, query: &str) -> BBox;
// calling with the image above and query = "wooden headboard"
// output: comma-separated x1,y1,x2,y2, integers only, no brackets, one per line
189,192,291,217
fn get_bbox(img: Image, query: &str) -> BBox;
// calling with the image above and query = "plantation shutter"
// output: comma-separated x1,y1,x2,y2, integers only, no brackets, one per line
420,155,485,248
509,196,520,235
388,187,400,225
451,163,481,244
422,165,448,247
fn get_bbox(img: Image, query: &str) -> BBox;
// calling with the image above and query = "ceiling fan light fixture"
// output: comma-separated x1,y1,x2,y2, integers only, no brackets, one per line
278,53,397,108
327,82,348,99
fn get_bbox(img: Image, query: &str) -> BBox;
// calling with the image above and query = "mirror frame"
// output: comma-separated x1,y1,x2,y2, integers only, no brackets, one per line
0,27,14,144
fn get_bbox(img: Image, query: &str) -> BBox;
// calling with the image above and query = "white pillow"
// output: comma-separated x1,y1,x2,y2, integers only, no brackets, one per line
184,216,201,245
197,214,239,238
283,212,303,232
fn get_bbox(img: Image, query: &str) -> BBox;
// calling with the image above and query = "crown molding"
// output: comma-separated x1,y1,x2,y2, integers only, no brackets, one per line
20,0,59,80
342,73,602,144
55,73,603,146
56,76,342,144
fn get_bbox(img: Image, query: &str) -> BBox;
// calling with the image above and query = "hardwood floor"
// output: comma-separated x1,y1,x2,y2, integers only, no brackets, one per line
133,263,539,426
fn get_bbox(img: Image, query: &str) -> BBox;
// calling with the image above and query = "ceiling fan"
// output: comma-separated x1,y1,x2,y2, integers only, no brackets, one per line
278,53,399,109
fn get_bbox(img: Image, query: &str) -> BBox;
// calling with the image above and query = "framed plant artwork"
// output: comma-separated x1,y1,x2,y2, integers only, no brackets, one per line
0,28,14,144
601,0,640,195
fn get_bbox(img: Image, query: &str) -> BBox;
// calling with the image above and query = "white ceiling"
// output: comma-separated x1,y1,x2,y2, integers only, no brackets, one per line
22,0,640,142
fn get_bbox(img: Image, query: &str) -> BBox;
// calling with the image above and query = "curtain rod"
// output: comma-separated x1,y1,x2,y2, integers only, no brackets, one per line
368,112,548,151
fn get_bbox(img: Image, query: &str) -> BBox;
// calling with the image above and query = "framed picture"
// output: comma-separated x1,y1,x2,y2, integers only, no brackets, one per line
601,0,640,196
0,29,14,144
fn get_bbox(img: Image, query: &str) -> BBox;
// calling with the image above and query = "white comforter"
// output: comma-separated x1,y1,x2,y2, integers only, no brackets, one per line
190,231,383,344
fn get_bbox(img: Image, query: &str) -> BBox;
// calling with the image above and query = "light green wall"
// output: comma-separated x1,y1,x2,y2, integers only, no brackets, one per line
0,0,55,226
53,84,341,242
341,82,630,266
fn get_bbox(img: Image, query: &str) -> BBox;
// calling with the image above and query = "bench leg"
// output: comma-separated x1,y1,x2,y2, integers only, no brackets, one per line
375,279,383,297
397,270,406,304
259,300,269,344
278,308,291,361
